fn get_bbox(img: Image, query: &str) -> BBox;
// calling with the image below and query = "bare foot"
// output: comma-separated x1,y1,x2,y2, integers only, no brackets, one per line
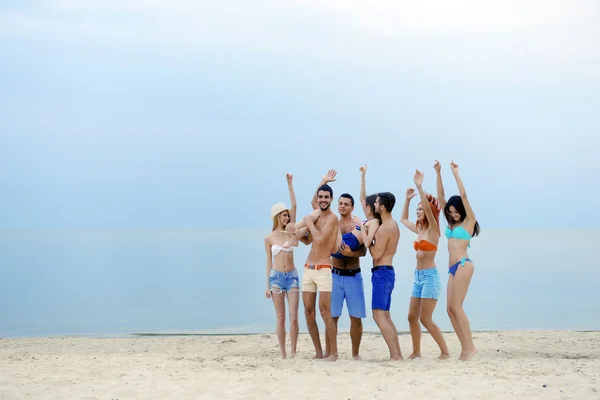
280,352,287,359
437,353,450,360
312,353,324,359
325,354,338,362
459,348,477,361
388,356,403,362
352,355,362,361
291,352,297,359
408,352,421,359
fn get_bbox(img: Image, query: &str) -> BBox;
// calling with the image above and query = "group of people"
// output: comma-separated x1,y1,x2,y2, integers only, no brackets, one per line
263,161,480,362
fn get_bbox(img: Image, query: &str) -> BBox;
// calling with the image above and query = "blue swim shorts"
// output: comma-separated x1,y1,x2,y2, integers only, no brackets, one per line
411,268,441,300
269,269,300,294
371,266,395,311
331,268,366,318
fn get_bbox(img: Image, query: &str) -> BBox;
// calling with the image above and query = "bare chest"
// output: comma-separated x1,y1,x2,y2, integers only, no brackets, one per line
340,219,356,235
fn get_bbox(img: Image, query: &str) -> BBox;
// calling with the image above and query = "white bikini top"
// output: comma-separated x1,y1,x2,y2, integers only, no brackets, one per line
271,245,294,257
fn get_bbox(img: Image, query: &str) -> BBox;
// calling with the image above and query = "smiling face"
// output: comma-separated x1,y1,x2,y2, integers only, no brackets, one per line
317,190,332,211
416,203,425,222
277,210,290,228
448,205,461,222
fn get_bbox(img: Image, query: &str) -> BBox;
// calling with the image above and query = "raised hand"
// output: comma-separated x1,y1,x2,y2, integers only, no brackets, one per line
406,188,417,200
433,160,441,173
286,173,293,184
414,169,424,187
450,161,459,173
323,169,337,183
359,164,367,177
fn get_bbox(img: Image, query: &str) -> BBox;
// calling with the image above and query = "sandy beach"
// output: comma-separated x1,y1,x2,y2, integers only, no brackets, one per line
1,330,598,399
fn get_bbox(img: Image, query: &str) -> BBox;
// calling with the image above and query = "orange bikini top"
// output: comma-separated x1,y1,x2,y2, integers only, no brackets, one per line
414,240,437,251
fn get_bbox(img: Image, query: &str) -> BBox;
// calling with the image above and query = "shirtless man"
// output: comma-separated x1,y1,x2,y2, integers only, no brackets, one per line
365,191,403,360
300,184,340,361
310,170,367,360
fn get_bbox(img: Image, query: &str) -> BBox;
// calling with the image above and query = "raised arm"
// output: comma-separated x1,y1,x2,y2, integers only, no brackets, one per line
414,170,440,236
400,188,418,234
434,160,446,212
359,164,368,216
311,170,337,210
450,161,476,231
286,173,297,223
368,225,390,261
264,236,272,298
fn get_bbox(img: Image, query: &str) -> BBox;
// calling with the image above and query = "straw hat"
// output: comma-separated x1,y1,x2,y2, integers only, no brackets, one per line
270,202,290,220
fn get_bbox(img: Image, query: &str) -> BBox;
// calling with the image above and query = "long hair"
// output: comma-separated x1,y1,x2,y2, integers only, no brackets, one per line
417,193,440,231
365,194,382,224
271,210,289,232
443,195,480,236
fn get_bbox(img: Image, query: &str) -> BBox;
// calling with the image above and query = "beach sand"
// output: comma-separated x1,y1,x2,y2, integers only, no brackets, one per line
1,330,598,399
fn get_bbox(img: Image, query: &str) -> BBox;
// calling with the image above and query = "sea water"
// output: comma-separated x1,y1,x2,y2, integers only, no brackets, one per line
0,228,598,337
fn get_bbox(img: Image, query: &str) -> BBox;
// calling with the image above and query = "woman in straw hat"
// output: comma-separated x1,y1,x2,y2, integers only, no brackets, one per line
264,173,300,358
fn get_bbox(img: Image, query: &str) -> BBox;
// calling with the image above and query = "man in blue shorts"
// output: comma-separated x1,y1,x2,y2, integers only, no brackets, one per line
366,192,403,361
311,171,367,360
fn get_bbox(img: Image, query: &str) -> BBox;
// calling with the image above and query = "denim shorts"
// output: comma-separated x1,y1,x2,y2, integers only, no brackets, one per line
371,266,395,311
331,270,366,318
269,269,300,293
411,268,441,300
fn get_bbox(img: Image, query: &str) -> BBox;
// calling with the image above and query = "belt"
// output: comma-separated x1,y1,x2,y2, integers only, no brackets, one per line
371,265,394,273
332,267,361,276
304,264,332,270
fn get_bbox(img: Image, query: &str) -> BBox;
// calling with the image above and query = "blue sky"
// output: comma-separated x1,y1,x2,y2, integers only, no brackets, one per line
1,0,599,229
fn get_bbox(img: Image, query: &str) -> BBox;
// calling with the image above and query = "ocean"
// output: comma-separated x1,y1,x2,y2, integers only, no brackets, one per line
1,228,598,338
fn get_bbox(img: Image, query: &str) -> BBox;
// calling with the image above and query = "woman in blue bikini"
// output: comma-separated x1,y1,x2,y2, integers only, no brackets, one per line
264,173,300,359
435,160,480,361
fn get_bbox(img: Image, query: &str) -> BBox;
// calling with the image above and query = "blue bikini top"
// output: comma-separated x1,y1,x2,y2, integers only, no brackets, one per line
445,225,472,247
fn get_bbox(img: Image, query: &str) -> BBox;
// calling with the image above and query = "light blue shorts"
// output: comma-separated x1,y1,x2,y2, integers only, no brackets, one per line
269,269,300,294
411,268,441,300
331,269,366,318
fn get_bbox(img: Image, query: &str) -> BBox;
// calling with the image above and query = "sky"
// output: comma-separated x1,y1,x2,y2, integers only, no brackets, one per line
1,0,599,229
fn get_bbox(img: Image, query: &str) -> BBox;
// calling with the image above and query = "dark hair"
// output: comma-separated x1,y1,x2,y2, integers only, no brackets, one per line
317,184,333,198
365,194,382,224
339,193,354,207
443,195,480,237
377,192,396,213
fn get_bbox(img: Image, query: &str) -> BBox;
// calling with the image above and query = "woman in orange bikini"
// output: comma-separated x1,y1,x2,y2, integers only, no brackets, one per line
400,169,449,360
436,160,480,361
263,173,299,359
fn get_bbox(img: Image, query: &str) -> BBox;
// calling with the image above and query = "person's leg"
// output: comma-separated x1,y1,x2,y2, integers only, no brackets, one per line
372,269,402,360
418,268,449,359
446,271,465,350
316,268,337,361
302,269,323,358
345,273,366,360
270,288,287,359
287,288,300,358
319,291,337,361
448,261,476,361
407,297,422,359
326,273,343,357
